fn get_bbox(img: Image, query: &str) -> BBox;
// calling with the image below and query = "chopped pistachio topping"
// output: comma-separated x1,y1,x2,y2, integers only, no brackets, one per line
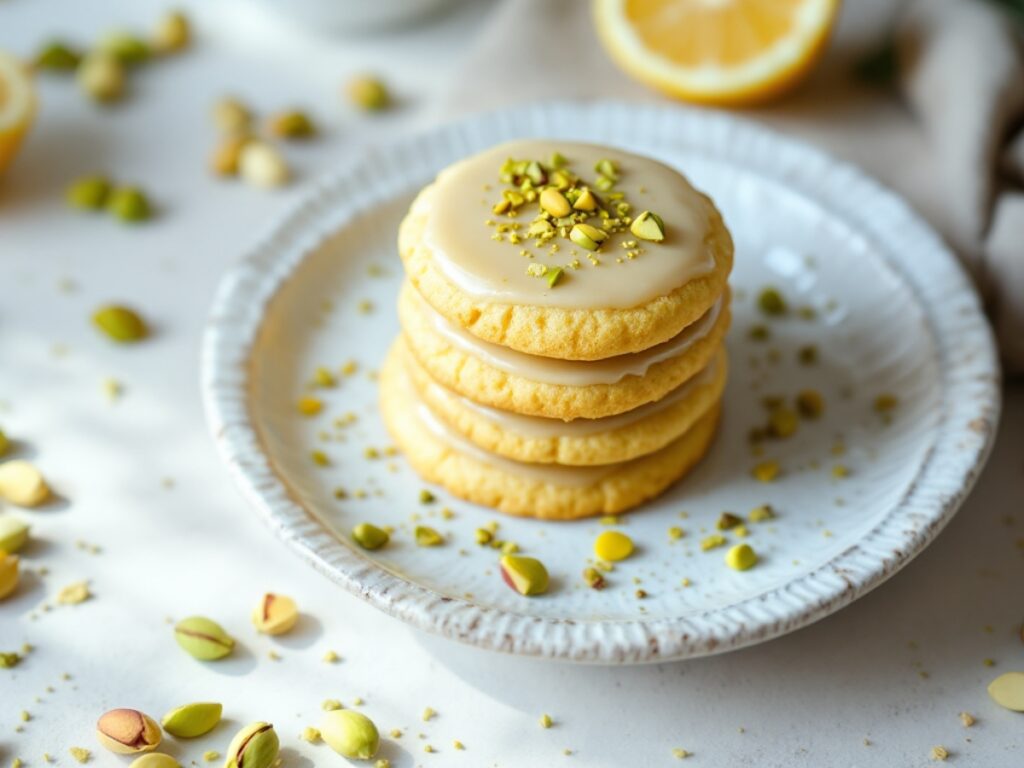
758,287,788,316
540,714,553,729
630,210,665,242
701,534,727,551
748,504,775,523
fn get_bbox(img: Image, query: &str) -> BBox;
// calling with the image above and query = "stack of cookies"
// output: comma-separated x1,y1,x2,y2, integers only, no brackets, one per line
381,140,733,520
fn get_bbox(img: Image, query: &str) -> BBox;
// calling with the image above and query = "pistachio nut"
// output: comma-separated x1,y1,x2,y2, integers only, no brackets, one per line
321,709,380,760
725,543,758,571
539,188,571,218
0,460,50,507
569,223,608,251
629,210,665,242
212,97,252,136
266,111,316,140
499,555,549,596
174,616,234,660
0,515,29,553
96,708,162,754
209,136,251,177
352,522,389,551
152,11,191,54
35,40,82,71
545,266,564,288
414,525,443,547
130,754,181,768
346,75,389,111
0,552,20,600
572,187,598,212
161,702,223,738
98,31,150,66
67,176,111,210
251,593,298,635
77,52,126,103
238,141,290,188
93,305,148,343
107,186,152,222
224,722,279,768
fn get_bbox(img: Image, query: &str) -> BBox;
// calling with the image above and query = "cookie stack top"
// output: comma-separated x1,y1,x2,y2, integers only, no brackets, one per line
399,139,733,361
385,140,733,519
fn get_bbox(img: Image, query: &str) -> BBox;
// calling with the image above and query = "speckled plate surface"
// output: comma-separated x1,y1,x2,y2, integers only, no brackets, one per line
201,102,1000,663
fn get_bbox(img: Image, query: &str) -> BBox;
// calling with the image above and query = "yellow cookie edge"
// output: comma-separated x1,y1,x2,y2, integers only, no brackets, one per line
398,184,734,361
398,279,732,420
403,335,728,466
380,342,722,520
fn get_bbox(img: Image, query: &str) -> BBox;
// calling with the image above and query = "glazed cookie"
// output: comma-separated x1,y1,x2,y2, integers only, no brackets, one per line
398,279,731,420
401,336,727,466
398,140,733,361
380,344,721,520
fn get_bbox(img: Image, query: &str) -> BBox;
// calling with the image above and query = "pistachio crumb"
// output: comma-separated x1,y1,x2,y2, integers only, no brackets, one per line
959,712,975,727
422,707,436,722
202,751,220,762
930,746,949,761
540,713,553,729
672,747,690,759
453,740,465,750
69,747,91,764
322,650,340,663
322,698,343,711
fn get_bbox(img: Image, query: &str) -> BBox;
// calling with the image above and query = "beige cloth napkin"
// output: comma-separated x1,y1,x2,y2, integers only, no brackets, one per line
442,0,1024,375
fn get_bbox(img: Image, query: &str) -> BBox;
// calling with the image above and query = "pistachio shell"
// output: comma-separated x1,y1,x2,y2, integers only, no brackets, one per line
224,722,279,768
174,616,234,660
96,709,162,755
321,710,380,760
251,593,298,635
161,702,222,738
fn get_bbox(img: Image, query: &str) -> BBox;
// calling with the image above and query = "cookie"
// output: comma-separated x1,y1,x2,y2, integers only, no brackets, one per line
402,335,727,466
380,342,721,520
398,279,731,420
398,140,733,361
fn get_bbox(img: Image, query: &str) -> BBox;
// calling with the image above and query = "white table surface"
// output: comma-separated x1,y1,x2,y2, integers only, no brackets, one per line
1,1,1022,766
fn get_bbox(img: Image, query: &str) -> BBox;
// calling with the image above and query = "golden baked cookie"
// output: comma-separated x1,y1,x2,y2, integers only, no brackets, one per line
398,279,731,420
398,140,734,361
401,335,727,466
380,342,721,520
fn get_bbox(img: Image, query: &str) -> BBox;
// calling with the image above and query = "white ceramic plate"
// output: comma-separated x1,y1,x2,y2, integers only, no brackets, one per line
202,102,1000,663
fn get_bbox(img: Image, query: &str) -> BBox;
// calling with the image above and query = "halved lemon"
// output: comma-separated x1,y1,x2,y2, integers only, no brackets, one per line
0,52,37,176
594,0,840,106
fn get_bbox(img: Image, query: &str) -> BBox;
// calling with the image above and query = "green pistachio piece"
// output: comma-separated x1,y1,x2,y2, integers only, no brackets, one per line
93,305,148,342
549,151,568,169
716,512,743,530
499,555,549,596
266,111,316,140
321,710,380,760
107,186,152,222
594,158,618,180
98,31,150,66
630,210,665,242
0,651,20,667
569,223,608,251
758,287,788,316
352,523,389,551
77,52,126,103
96,709,162,755
347,75,389,111
545,267,564,288
0,515,30,554
523,161,546,185
35,41,81,71
161,702,223,738
224,722,279,768
594,174,615,192
572,187,598,212
527,219,554,237
173,616,234,661
129,754,180,768
539,188,571,218
414,526,443,547
67,176,111,210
